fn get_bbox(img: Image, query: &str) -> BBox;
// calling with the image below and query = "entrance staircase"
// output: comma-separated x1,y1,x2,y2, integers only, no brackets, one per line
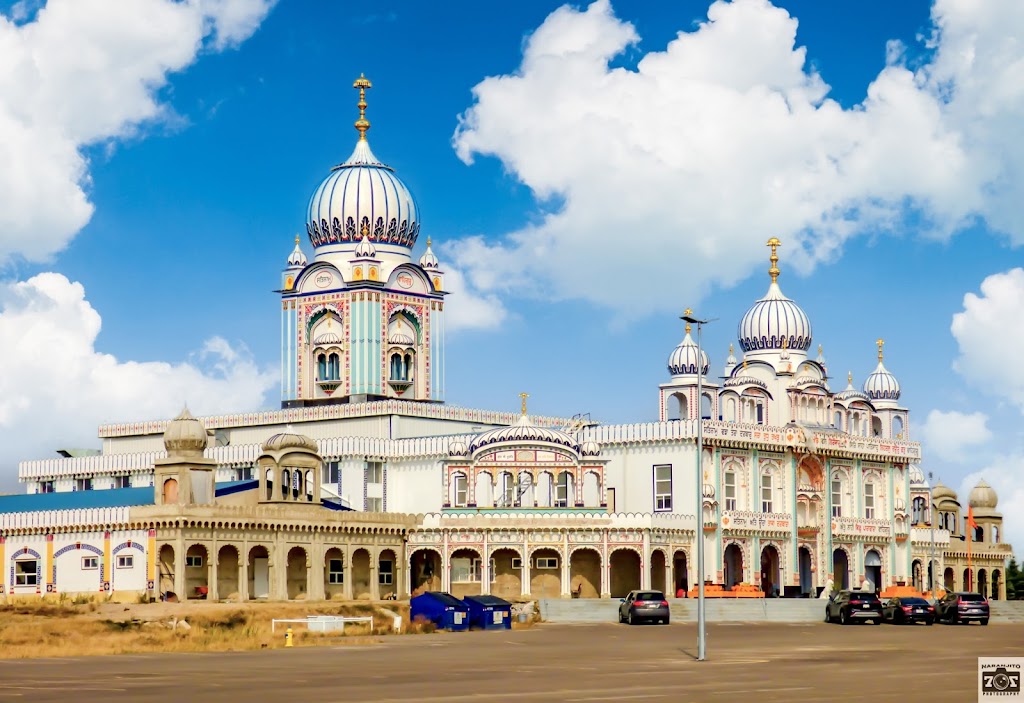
989,601,1024,623
540,598,826,624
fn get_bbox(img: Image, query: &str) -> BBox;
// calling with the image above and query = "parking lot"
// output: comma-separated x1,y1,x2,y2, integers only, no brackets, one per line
1,621,1021,702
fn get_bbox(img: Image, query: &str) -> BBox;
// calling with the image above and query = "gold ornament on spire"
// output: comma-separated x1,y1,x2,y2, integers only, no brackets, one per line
361,221,370,238
519,392,529,416
353,73,372,140
848,371,853,385
729,343,734,355
877,338,885,362
766,237,781,283
818,344,823,356
295,234,300,246
683,308,693,334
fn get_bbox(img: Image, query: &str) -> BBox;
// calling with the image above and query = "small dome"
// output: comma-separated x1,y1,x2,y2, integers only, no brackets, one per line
667,323,709,376
419,238,439,269
388,330,416,346
932,481,957,502
909,465,926,485
287,236,306,267
313,319,343,346
969,479,998,509
448,440,469,457
894,497,906,512
263,426,318,453
737,240,812,353
354,232,377,259
834,373,872,403
863,340,901,401
580,441,601,457
702,483,715,499
163,406,208,458
469,414,577,453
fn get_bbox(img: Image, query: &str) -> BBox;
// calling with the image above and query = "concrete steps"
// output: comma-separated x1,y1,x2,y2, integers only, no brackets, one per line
989,601,1024,623
540,597,828,624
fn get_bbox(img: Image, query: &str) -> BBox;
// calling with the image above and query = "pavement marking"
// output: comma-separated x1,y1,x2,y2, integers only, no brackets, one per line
565,694,665,701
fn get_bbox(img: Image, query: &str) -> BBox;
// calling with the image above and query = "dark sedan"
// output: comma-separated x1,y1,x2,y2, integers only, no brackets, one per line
883,596,935,625
618,590,670,625
825,590,883,625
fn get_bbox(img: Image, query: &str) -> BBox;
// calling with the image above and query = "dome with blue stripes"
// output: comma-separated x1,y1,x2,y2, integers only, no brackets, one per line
737,238,812,353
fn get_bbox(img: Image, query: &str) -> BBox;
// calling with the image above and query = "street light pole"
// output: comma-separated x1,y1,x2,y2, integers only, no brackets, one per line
682,311,714,662
929,471,936,596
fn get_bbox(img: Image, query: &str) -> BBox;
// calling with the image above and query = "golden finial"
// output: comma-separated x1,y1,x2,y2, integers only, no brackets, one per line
847,371,853,385
361,221,370,238
766,237,781,284
729,343,734,355
427,236,432,248
519,392,529,416
781,336,788,350
818,344,823,356
877,338,884,362
683,308,693,334
353,73,372,141
743,358,748,370
294,234,300,246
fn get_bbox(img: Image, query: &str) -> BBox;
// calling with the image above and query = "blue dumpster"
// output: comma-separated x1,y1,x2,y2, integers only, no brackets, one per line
462,594,512,630
410,591,470,631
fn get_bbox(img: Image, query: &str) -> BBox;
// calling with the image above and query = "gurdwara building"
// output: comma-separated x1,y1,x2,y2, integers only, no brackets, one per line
1,78,1010,603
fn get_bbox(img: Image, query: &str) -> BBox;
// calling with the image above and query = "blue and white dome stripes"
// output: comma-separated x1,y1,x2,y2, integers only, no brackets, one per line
864,362,901,400
306,139,421,250
667,332,709,376
469,415,578,453
738,282,812,353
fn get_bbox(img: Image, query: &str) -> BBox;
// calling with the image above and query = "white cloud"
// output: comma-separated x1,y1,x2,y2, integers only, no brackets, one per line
439,264,508,333
920,409,993,461
451,0,1024,317
960,459,1024,561
951,268,1024,410
0,273,276,488
0,0,275,263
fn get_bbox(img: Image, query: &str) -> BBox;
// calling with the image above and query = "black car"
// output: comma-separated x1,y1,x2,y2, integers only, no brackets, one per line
825,590,883,625
936,591,989,625
618,590,670,625
883,596,935,625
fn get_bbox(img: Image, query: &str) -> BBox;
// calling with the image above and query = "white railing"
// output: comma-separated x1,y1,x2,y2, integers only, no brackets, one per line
911,527,951,544
0,507,131,530
271,616,375,634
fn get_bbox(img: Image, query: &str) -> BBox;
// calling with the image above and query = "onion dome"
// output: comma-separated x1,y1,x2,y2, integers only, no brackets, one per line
163,406,208,458
738,239,812,353
702,483,715,499
580,441,601,457
863,339,901,400
313,319,343,346
354,232,376,259
287,235,306,267
667,312,709,376
894,497,906,512
448,440,469,457
306,75,421,252
932,481,957,502
419,237,439,269
908,465,926,485
834,371,871,403
469,413,577,453
263,425,318,453
388,320,416,346
969,479,998,509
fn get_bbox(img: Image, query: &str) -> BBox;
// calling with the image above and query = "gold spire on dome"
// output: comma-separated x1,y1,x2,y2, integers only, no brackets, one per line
427,236,432,248
683,308,693,334
353,74,372,141
295,235,300,246
361,221,370,238
519,392,529,416
848,371,853,385
877,338,885,362
818,344,823,355
729,343,734,355
767,237,781,283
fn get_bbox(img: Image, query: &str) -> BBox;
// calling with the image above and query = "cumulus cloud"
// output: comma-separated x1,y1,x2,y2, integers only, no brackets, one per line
919,409,993,461
960,459,1024,560
951,268,1024,410
0,0,275,263
440,264,508,333
0,273,276,487
451,0,1024,317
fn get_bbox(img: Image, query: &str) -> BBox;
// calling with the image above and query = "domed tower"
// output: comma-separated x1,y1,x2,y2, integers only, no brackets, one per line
280,75,447,407
659,309,718,421
256,427,322,505
968,479,1002,545
862,339,909,439
153,407,217,506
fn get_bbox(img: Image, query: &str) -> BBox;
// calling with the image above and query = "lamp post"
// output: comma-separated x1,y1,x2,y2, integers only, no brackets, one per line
929,471,936,596
682,311,714,661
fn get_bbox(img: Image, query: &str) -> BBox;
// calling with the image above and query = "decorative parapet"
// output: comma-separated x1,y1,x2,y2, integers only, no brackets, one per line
831,516,892,538
721,510,793,533
97,399,575,438
130,503,418,529
414,511,696,531
0,507,131,533
910,527,951,545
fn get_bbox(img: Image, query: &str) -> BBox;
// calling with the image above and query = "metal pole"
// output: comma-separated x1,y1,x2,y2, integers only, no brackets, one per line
696,320,706,661
929,471,936,596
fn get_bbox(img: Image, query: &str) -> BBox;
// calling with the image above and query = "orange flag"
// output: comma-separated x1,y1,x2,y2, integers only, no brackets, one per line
967,505,978,530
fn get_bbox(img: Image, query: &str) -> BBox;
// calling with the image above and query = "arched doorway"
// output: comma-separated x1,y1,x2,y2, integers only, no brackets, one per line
760,545,780,596
286,547,308,600
531,548,563,598
944,567,954,592
992,570,1001,600
449,547,482,599
248,545,270,599
964,567,972,592
799,546,813,597
650,550,667,593
609,549,641,598
911,559,923,593
490,548,522,600
162,478,178,504
864,550,882,593
410,549,441,595
217,545,239,600
158,545,175,598
832,549,849,591
352,548,372,599
978,569,988,599
724,544,743,588
379,549,397,600
672,550,688,596
185,545,209,599
568,548,599,598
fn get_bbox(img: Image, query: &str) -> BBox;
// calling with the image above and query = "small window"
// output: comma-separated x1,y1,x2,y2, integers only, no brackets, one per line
14,560,37,586
114,475,131,489
116,555,134,569
453,474,468,507
511,557,523,569
40,481,54,494
322,461,340,486
366,497,383,512
82,556,98,569
555,471,571,508
328,559,344,584
378,560,394,585
536,557,558,569
654,465,672,512
236,466,254,481
724,471,736,511
864,483,875,519
75,477,93,492
451,557,475,583
761,473,773,513
366,462,384,485
831,478,842,518
185,555,203,568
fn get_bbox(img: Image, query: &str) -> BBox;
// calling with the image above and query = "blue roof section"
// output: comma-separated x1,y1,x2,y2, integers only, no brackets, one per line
0,486,154,514
215,479,258,497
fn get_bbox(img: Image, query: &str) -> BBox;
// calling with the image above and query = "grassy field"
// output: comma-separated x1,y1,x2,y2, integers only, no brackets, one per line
0,598,416,658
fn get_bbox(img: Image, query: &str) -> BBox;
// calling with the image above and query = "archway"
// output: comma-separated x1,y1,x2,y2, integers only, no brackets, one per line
410,549,442,595
568,548,600,598
248,545,270,599
864,550,882,593
162,478,178,504
609,549,641,598
217,545,240,600
450,547,482,599
158,545,175,598
799,546,813,596
286,547,308,600
352,548,372,599
378,549,397,600
185,545,209,599
724,544,743,588
964,567,972,592
992,570,1001,600
582,472,601,507
324,547,345,599
672,550,688,596
911,559,923,593
650,550,667,594
490,548,522,600
978,569,988,599
944,567,954,592
530,548,562,598
832,549,849,591
760,545,780,596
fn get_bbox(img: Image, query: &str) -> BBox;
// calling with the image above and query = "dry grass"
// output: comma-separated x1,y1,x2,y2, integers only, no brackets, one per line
0,599,412,659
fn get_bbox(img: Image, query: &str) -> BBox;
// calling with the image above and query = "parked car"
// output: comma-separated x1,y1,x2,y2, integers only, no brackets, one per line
937,592,989,625
618,590,670,625
825,590,883,625
883,596,935,625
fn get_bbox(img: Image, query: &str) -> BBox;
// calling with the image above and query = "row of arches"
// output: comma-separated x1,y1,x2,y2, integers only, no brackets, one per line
909,559,1004,599
447,470,603,509
264,468,316,502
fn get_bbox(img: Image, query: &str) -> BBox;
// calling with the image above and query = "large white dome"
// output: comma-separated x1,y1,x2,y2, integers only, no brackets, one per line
863,341,900,401
737,239,812,353
667,329,709,376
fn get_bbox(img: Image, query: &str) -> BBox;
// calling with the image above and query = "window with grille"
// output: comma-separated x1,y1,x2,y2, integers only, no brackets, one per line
864,483,875,519
186,555,203,568
724,471,736,511
14,560,37,586
654,465,672,511
535,557,558,569
831,479,842,517
379,559,393,585
761,473,773,513
114,475,131,489
328,559,344,584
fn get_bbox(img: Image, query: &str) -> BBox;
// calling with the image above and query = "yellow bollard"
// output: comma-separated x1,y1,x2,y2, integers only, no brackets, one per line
285,626,294,648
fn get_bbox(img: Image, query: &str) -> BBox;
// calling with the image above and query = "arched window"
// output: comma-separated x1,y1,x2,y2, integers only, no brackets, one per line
864,482,876,519
726,398,737,422
281,469,289,500
724,470,736,511
317,353,327,380
831,474,842,517
701,393,713,420
912,496,927,524
404,353,414,381
893,415,904,439
266,468,273,501
327,353,340,380
993,525,1000,543
833,411,842,429
390,353,402,381
305,470,314,502
760,473,773,513
756,403,764,425
871,416,883,437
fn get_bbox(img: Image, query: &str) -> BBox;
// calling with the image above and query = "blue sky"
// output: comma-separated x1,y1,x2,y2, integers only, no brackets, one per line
1,0,1023,549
